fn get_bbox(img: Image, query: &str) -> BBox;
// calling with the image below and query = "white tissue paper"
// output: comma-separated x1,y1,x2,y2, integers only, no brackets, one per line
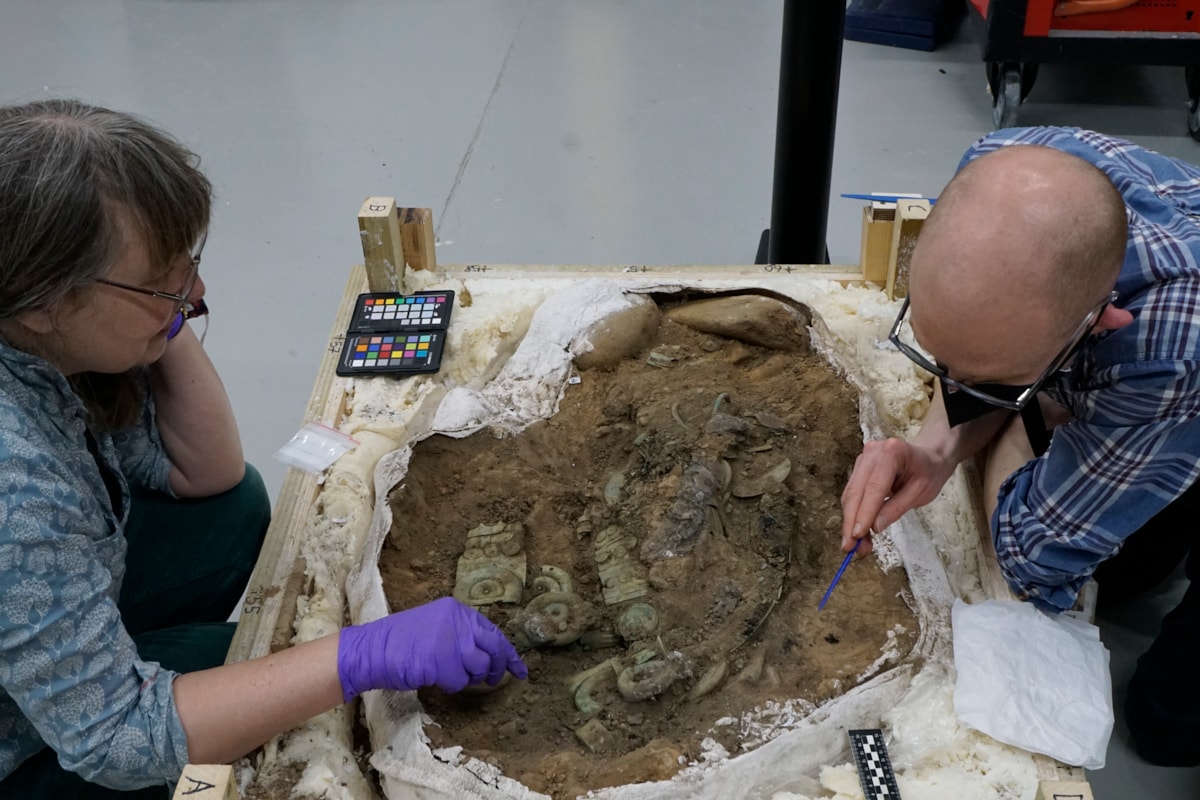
952,598,1113,770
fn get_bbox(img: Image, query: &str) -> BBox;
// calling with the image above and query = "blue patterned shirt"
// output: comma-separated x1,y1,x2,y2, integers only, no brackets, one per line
0,340,190,788
963,128,1200,613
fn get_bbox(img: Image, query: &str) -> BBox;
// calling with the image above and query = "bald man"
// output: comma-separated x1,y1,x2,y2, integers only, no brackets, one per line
840,127,1200,767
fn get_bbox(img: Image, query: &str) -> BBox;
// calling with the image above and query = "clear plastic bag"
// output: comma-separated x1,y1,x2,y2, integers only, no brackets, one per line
274,422,359,473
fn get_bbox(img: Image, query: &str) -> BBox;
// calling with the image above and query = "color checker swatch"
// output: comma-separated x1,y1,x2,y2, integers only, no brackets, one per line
337,290,454,377
349,291,455,333
336,332,445,376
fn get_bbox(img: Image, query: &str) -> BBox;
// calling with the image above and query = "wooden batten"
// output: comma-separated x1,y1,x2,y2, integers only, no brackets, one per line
225,266,366,665
399,207,437,271
885,199,930,300
860,203,896,285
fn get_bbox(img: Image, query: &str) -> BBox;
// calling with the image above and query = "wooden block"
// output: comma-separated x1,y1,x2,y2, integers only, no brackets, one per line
399,207,437,271
962,454,1015,601
860,204,896,284
173,764,240,800
1067,578,1098,624
1035,779,1094,800
885,199,930,300
357,196,405,293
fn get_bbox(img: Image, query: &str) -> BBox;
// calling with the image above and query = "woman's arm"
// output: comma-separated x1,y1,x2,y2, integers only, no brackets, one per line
172,636,343,764
149,324,244,497
173,598,528,765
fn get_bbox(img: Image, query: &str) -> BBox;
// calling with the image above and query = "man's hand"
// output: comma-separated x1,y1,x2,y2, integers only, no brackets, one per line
840,378,1014,554
840,437,958,554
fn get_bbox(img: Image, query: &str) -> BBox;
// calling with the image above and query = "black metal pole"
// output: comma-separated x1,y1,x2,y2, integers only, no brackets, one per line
766,0,846,265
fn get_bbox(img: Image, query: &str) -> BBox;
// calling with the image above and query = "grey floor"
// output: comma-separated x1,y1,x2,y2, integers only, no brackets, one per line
2,2,1198,797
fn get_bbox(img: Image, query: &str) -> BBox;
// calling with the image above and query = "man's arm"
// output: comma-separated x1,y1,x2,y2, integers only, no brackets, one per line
992,363,1200,612
982,393,1074,521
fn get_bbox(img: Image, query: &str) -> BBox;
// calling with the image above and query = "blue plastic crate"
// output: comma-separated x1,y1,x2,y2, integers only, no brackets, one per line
845,0,962,51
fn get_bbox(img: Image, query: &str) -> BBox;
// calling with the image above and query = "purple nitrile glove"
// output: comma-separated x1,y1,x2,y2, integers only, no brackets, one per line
337,596,528,702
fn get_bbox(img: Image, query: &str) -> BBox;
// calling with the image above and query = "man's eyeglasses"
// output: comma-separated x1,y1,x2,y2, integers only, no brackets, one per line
96,231,207,316
887,290,1119,412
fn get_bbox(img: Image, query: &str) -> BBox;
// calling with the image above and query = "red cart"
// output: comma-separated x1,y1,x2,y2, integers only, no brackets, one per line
967,0,1200,138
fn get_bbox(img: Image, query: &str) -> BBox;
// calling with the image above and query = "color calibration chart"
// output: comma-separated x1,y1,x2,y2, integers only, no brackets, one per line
348,292,454,333
337,291,455,377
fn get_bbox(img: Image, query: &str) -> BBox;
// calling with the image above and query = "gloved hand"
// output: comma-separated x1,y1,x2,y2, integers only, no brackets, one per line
337,596,528,702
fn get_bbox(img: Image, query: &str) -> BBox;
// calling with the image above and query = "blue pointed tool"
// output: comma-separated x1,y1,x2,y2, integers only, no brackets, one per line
818,538,862,611
840,193,937,204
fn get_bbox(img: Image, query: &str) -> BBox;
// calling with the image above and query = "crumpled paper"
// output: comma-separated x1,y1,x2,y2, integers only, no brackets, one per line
952,598,1113,770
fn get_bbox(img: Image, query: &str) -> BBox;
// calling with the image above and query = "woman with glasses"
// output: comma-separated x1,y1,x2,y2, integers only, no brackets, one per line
0,100,525,798
841,129,1200,769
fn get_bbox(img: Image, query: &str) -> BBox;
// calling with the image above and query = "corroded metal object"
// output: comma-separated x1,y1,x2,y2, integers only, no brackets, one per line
457,565,524,606
575,718,620,754
580,628,621,650
453,521,527,607
617,658,679,702
639,457,728,562
569,659,619,715
528,564,573,598
687,658,728,700
604,470,627,506
731,458,792,499
594,525,650,605
644,346,680,368
615,603,659,642
512,591,591,647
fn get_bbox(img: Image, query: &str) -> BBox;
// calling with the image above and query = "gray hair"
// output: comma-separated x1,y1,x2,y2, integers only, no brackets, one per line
0,99,212,322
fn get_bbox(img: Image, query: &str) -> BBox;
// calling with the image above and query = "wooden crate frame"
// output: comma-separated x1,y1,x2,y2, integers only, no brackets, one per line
222,258,1092,799
226,262,864,663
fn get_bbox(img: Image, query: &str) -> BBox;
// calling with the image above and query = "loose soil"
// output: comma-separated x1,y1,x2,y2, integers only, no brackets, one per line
379,300,918,800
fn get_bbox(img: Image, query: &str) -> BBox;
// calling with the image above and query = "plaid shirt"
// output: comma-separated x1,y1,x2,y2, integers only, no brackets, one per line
962,128,1200,613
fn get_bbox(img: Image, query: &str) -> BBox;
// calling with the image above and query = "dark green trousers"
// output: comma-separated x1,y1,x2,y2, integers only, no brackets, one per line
0,464,271,798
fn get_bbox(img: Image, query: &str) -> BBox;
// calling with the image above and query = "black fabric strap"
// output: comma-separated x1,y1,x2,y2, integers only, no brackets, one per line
1020,399,1051,458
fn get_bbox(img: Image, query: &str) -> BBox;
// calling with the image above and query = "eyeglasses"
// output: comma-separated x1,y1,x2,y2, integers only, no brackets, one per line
887,289,1119,412
96,231,207,314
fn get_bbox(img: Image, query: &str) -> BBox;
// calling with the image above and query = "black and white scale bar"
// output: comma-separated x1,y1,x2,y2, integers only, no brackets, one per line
849,729,902,800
